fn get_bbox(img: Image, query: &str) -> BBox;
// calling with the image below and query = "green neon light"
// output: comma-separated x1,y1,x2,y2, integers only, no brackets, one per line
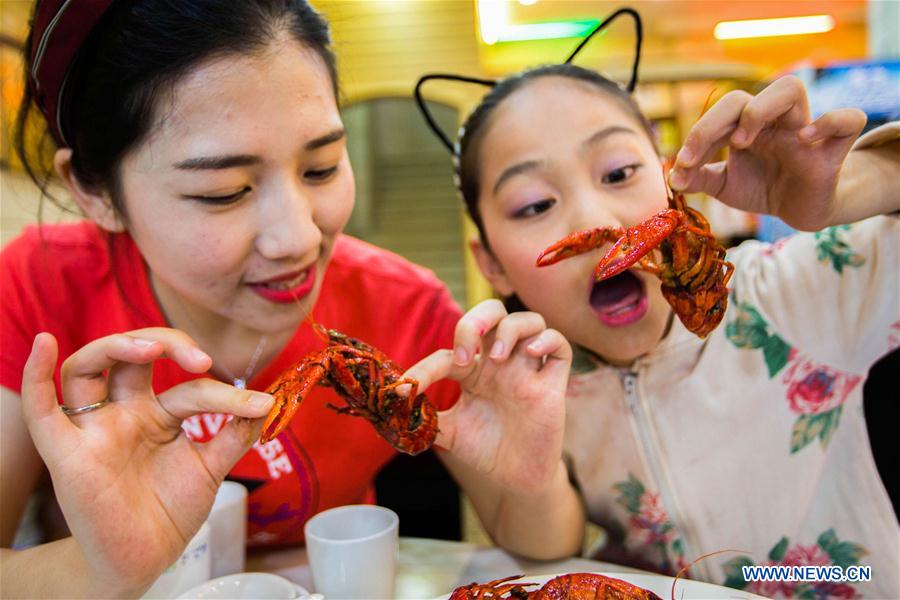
494,19,601,43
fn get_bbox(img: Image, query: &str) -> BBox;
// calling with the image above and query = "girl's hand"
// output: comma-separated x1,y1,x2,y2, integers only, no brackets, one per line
20,330,273,596
670,75,867,231
407,300,572,494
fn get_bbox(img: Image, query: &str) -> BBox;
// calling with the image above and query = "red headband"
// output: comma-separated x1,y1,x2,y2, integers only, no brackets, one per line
29,0,116,146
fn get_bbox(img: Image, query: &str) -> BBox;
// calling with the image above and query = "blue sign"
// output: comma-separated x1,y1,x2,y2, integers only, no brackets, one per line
799,60,900,124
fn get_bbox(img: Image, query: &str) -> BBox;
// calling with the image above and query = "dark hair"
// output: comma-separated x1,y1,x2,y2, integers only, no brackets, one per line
456,63,655,250
15,0,337,220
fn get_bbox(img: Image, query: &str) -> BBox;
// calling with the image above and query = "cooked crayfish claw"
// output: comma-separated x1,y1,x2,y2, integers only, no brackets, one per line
593,209,681,281
259,361,326,444
535,227,624,267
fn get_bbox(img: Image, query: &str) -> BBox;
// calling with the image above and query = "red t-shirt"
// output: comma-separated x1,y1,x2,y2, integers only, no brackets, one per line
1,222,462,546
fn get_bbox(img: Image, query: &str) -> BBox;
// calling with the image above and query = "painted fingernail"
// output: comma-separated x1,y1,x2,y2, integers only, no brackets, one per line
489,340,505,359
677,147,693,166
249,393,274,409
731,128,748,145
454,346,469,366
669,168,687,190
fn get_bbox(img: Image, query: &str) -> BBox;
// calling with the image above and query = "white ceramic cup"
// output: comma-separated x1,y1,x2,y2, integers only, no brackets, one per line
304,505,399,599
207,481,248,578
143,522,212,599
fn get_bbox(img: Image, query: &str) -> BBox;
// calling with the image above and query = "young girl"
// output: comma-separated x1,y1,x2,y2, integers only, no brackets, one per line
0,0,582,595
435,64,898,598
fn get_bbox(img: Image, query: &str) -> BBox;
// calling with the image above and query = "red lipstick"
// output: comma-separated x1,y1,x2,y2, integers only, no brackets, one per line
248,264,317,304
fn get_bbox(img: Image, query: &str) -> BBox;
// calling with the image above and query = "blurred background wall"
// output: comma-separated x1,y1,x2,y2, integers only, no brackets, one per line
2,0,897,547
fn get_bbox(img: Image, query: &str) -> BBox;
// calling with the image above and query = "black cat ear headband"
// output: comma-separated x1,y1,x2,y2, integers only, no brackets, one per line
413,7,643,155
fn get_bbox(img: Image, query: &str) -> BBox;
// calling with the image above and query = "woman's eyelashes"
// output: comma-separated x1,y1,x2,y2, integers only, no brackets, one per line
186,186,251,205
304,165,338,182
183,164,339,205
601,163,641,185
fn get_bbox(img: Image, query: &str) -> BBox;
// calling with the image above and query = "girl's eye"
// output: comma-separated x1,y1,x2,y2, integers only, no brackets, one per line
602,164,640,184
188,187,250,205
513,198,556,218
305,166,338,181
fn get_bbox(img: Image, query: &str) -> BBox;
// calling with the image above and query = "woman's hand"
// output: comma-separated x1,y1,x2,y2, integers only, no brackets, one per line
407,299,572,493
670,75,867,231
19,329,273,597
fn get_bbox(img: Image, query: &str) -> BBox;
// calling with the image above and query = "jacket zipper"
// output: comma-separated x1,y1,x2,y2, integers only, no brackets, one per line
622,370,703,578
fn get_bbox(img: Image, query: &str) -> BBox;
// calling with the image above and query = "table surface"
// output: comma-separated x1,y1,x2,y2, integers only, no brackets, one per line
246,537,640,598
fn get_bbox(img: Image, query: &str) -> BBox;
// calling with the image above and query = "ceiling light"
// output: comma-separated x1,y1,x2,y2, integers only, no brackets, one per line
478,0,597,44
714,15,835,40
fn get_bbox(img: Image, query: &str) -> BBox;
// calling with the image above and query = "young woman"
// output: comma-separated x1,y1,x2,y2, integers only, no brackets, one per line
0,1,583,595
430,62,898,598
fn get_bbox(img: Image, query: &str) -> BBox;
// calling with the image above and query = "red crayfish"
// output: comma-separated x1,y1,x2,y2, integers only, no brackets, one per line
451,550,741,599
535,161,734,338
258,321,438,455
449,573,662,600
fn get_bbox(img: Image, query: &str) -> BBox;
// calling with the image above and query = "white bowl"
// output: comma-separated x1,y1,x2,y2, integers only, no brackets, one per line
177,572,314,599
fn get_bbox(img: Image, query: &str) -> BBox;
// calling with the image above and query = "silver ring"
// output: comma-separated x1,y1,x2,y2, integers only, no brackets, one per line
60,397,111,416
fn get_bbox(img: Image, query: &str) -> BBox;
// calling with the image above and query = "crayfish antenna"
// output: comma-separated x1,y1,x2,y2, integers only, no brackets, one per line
303,312,330,343
670,548,748,600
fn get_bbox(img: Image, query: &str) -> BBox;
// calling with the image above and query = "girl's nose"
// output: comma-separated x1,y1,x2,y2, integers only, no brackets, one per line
572,190,624,231
255,185,322,261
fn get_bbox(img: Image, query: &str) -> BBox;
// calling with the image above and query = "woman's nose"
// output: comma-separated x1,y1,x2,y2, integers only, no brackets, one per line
254,185,322,261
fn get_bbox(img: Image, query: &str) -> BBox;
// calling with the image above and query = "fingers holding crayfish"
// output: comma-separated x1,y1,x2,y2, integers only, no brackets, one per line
671,89,752,191
729,75,812,147
155,378,274,429
154,378,274,479
672,77,812,192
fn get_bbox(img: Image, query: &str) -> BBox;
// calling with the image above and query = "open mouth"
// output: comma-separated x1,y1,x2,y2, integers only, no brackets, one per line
588,270,648,327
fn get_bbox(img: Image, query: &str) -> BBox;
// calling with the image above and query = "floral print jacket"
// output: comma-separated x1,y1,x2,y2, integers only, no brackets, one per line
563,127,899,599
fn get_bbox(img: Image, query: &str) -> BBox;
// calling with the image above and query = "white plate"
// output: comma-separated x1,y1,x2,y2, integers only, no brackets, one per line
437,571,767,599
176,572,317,599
